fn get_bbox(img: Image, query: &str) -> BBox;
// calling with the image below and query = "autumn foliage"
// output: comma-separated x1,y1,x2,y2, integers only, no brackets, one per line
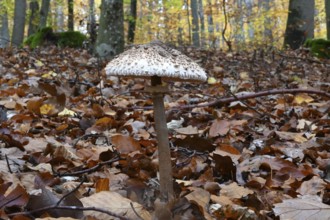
0,45,329,219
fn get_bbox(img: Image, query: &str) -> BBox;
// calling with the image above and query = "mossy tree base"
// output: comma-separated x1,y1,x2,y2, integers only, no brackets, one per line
24,27,87,49
304,38,330,59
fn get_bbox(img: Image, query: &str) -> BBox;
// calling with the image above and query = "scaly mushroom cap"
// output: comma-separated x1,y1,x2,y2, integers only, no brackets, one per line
105,41,207,82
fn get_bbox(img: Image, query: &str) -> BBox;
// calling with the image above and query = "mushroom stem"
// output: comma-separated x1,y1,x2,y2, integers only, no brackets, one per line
151,76,174,201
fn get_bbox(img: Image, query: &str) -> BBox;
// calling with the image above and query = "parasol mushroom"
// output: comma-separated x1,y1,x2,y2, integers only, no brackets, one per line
105,40,207,202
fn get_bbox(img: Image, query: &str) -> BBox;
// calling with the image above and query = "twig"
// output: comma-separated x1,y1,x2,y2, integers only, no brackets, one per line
116,88,329,111
173,88,330,110
228,91,263,117
55,155,120,177
5,154,12,173
221,0,231,51
130,202,144,220
0,194,22,209
7,205,132,220
56,177,85,206
73,133,110,148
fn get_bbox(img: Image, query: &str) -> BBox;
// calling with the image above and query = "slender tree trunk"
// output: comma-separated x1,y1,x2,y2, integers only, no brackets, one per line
198,0,205,48
146,0,154,41
177,13,183,45
326,0,330,39
88,0,96,50
161,0,170,40
95,0,124,58
28,0,39,36
235,0,245,45
245,0,254,40
39,0,50,28
184,0,191,44
68,0,74,31
222,0,231,51
0,7,10,48
263,0,273,42
127,0,137,43
12,0,27,46
284,0,314,49
56,4,64,32
191,0,200,47
207,0,214,47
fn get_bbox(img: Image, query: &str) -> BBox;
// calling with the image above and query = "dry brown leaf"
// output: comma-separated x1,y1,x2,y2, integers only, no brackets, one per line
273,195,330,220
220,182,253,199
275,131,308,143
210,194,234,206
297,176,327,196
111,134,141,154
95,178,110,192
81,191,151,220
185,187,213,220
209,119,231,137
175,125,199,135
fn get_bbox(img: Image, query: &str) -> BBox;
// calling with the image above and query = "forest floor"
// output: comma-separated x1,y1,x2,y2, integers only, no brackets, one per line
0,45,329,220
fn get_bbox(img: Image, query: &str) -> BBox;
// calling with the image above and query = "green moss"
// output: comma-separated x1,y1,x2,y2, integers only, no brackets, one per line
304,38,330,59
57,31,87,48
25,27,55,48
24,27,86,49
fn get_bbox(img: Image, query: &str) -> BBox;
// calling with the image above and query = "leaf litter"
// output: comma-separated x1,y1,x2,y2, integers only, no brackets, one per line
0,45,329,219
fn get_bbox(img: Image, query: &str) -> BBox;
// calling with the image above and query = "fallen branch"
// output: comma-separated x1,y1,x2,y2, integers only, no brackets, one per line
7,205,132,220
122,88,329,111
54,155,120,176
192,88,330,108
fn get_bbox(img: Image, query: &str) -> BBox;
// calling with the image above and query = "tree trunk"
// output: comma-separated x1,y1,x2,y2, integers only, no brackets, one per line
68,0,74,31
0,6,10,48
95,0,124,59
234,0,245,45
207,0,214,47
184,0,191,44
263,0,273,42
28,0,39,36
191,0,200,47
12,0,26,46
284,0,314,49
198,0,205,48
177,13,183,45
245,0,254,40
127,0,137,43
56,4,64,32
326,0,330,39
88,0,96,50
39,0,50,28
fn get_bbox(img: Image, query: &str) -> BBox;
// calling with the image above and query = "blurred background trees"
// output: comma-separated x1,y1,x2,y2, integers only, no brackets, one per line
0,0,329,57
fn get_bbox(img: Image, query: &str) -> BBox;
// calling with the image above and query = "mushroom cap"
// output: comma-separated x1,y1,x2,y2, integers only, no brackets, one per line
105,41,207,82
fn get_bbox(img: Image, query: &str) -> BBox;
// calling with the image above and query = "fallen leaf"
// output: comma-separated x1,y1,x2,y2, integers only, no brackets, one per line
293,94,314,104
220,182,253,199
185,187,213,220
81,191,151,220
275,131,308,143
297,176,327,196
111,134,141,153
273,195,330,220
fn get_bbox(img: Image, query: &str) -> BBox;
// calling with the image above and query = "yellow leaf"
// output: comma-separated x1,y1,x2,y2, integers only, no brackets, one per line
42,71,57,79
239,71,250,80
293,94,314,104
58,108,76,116
34,59,44,67
207,77,217,85
40,104,55,115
